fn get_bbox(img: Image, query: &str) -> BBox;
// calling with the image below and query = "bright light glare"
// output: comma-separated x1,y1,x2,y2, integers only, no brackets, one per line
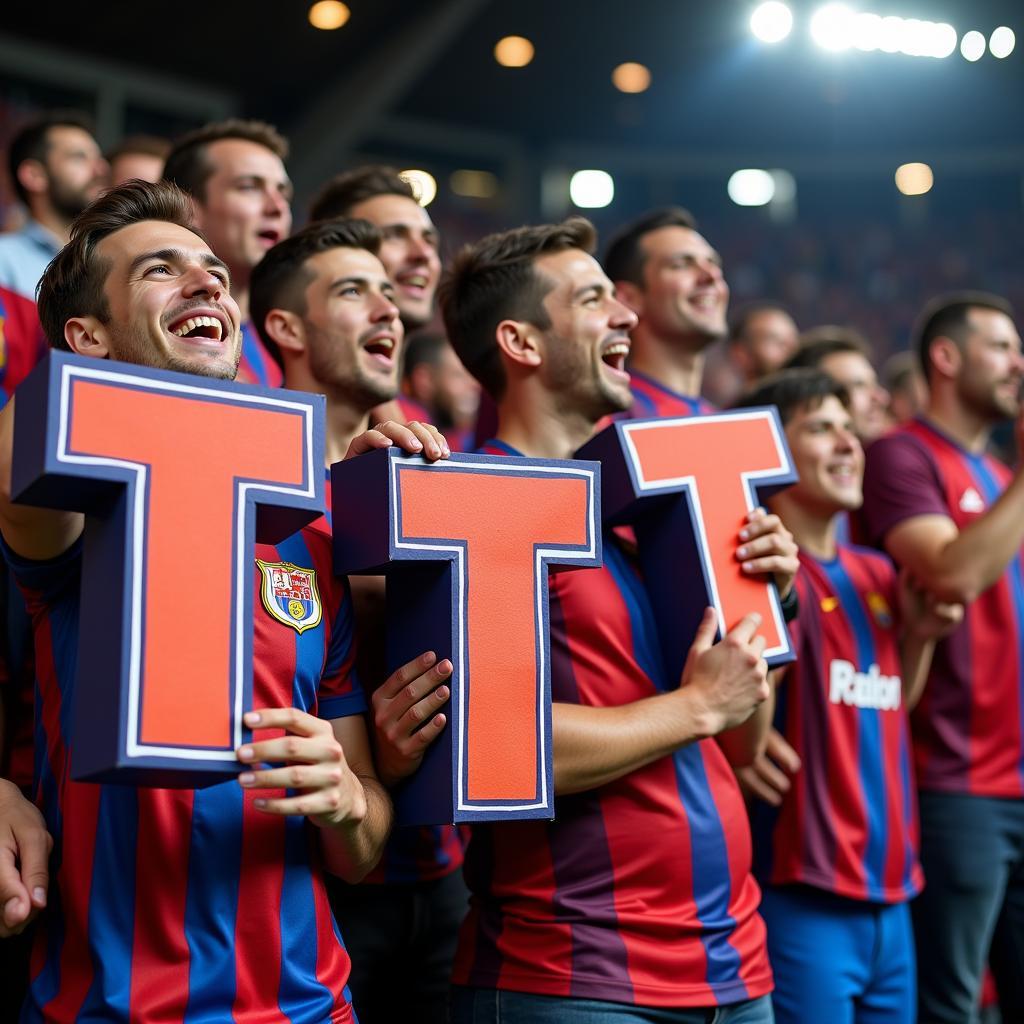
450,170,499,199
852,12,882,51
961,30,986,61
750,2,793,44
895,162,934,196
810,3,855,51
728,169,776,206
399,169,437,207
990,26,1016,59
494,35,535,67
569,170,614,209
612,62,652,93
931,23,958,59
308,1,350,30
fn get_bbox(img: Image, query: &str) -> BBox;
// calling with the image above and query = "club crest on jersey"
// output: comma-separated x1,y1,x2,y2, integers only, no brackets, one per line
256,559,322,634
866,591,893,628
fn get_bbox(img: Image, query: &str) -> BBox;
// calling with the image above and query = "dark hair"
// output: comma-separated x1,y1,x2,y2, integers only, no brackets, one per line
309,166,416,222
8,110,96,207
881,350,921,392
163,119,288,201
402,331,448,377
733,368,850,426
37,180,200,350
603,206,698,286
439,217,597,401
729,302,792,345
106,134,172,164
785,326,872,371
249,218,383,368
913,290,1016,380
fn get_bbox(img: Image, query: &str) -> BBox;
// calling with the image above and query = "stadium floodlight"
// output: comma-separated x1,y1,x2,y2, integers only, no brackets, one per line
728,169,776,206
852,12,883,51
961,30,986,61
569,170,615,209
750,2,793,44
990,26,1015,59
399,169,437,207
810,3,855,52
895,162,934,196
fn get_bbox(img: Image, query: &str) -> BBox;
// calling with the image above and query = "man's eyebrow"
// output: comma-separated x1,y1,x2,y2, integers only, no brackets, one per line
128,248,231,279
571,280,610,301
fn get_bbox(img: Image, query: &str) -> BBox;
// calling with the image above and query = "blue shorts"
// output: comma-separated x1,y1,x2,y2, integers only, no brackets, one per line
759,884,914,1024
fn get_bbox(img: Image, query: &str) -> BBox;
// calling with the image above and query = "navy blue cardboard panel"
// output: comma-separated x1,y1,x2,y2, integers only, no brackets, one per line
10,352,326,786
332,447,602,825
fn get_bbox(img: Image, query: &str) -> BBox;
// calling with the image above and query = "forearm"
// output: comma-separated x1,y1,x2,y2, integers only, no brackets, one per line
717,681,775,767
553,691,711,795
319,775,392,882
900,633,936,711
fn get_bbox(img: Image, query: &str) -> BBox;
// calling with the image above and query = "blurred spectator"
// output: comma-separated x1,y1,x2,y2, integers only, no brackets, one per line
729,302,800,385
107,134,171,185
401,332,480,451
883,349,929,425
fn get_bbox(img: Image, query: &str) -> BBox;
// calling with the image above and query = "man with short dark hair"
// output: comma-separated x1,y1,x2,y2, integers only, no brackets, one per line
310,167,441,332
163,119,293,387
441,217,798,1024
107,134,171,186
401,332,480,451
729,303,800,387
0,111,108,301
787,327,891,444
0,180,434,1022
861,291,1024,1023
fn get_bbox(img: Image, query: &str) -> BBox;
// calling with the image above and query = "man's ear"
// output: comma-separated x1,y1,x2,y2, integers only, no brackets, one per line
495,318,542,369
262,309,306,359
615,281,644,317
15,159,49,201
64,317,111,358
929,336,962,381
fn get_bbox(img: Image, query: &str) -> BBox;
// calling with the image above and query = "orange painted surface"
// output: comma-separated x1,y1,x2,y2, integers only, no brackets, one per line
398,468,590,801
69,380,306,749
629,416,787,649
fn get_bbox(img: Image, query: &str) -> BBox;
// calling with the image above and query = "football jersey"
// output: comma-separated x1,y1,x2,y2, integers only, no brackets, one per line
235,320,284,389
626,369,717,420
751,546,922,904
315,468,465,885
453,440,772,1007
9,524,362,1024
862,417,1024,798
0,284,47,408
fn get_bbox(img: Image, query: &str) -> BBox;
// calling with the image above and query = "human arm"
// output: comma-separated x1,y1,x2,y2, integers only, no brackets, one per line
0,778,51,938
898,571,964,709
734,726,802,806
236,708,392,882
552,608,769,794
0,397,83,561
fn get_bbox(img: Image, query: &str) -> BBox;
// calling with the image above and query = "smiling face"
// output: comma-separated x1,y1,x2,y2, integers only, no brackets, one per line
347,193,441,329
784,394,864,517
818,350,891,444
191,138,293,282
89,219,242,379
298,246,404,410
627,225,729,349
532,248,637,422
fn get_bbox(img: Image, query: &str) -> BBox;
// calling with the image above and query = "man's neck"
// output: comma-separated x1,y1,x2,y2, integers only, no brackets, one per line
29,206,71,247
772,496,839,561
923,389,992,454
629,324,706,398
495,388,596,460
283,367,373,467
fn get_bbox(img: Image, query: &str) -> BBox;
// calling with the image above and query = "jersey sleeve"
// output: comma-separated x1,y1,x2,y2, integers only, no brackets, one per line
317,574,366,720
861,432,950,549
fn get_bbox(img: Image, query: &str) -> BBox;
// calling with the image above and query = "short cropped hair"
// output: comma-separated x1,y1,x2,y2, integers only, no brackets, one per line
309,166,416,222
249,218,383,368
439,217,598,401
37,180,199,350
106,134,172,164
603,206,699,287
729,302,793,345
163,119,288,201
913,291,1016,380
733,368,850,426
8,110,96,207
403,331,448,377
786,326,872,371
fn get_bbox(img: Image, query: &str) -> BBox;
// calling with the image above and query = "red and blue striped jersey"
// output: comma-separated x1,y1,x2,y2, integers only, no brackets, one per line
626,370,717,420
862,417,1024,798
8,524,362,1023
315,468,465,885
453,440,772,1007
235,320,284,390
0,284,47,409
751,545,922,903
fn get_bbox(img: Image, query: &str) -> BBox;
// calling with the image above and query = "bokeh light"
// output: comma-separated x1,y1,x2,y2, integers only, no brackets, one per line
399,169,438,207
494,36,535,68
728,169,776,206
308,1,350,31
569,170,615,209
612,62,651,93
750,2,793,44
895,162,934,196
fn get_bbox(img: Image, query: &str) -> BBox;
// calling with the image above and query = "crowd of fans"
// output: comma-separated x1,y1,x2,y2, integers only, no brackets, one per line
0,109,1020,1024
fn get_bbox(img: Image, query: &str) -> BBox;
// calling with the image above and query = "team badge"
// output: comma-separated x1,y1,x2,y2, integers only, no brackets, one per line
256,559,322,634
866,591,893,628
820,596,839,613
